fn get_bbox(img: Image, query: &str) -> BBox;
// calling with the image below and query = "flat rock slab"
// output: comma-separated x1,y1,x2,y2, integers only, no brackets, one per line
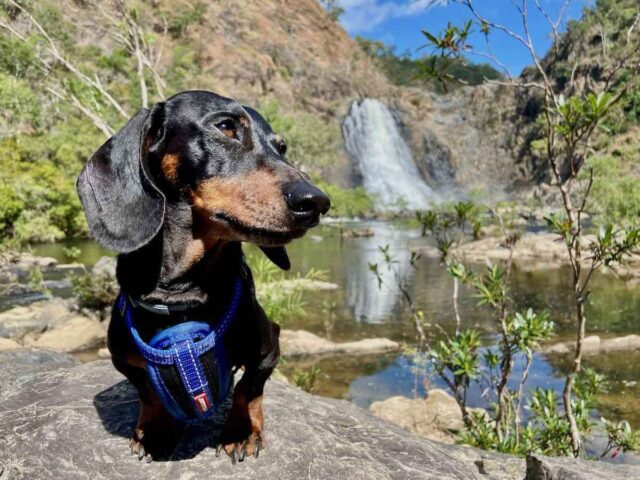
280,329,400,357
0,354,484,480
1,351,638,480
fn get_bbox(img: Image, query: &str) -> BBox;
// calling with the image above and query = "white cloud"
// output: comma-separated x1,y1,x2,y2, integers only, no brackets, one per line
337,0,446,33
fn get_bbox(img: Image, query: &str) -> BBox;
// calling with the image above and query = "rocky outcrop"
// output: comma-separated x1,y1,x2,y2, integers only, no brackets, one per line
2,349,639,480
545,334,640,356
369,389,486,444
413,232,595,271
0,298,75,340
280,329,399,357
0,298,106,352
0,337,20,351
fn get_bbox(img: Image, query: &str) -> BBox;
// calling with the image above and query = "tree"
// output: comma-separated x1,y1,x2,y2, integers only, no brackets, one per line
417,0,640,457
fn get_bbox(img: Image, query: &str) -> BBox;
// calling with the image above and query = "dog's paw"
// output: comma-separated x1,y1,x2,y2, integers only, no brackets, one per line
128,422,182,462
129,431,153,463
216,430,265,465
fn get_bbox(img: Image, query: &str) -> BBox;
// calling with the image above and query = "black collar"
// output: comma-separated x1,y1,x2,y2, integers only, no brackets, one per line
126,295,195,316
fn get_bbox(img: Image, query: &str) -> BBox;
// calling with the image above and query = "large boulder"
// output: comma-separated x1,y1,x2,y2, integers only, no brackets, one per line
0,298,107,352
0,298,73,340
369,389,486,444
2,350,639,480
25,315,107,353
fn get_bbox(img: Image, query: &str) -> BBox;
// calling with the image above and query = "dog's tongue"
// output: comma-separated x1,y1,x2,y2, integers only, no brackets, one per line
259,246,290,271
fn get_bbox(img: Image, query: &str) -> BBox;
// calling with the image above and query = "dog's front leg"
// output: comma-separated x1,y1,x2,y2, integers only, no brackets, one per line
219,323,280,463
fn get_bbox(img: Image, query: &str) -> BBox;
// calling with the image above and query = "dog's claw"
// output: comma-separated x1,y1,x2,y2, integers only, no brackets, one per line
231,449,238,465
254,439,261,458
138,446,146,461
239,444,247,462
215,444,223,457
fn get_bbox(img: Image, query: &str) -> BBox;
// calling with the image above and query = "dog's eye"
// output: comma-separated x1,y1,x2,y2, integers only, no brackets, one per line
215,120,237,140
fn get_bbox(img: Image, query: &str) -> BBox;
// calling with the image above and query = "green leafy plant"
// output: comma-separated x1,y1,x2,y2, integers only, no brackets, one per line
68,270,117,312
291,366,323,393
418,0,640,458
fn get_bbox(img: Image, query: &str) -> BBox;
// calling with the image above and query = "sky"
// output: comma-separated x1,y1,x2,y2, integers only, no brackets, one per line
336,0,595,76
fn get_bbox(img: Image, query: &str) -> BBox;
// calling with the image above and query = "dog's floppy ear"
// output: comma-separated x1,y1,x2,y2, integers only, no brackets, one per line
77,104,167,253
259,246,290,271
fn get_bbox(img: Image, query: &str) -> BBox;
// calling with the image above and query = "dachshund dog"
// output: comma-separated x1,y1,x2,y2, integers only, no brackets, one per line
76,91,330,462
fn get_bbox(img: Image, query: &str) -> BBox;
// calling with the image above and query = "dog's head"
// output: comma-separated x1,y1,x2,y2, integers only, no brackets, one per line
77,91,330,269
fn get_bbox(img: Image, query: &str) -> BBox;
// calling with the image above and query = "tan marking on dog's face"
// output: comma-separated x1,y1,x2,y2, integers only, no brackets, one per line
161,154,180,183
239,116,250,129
189,169,293,244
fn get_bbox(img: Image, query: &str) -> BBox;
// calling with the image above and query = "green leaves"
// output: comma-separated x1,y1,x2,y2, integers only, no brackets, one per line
508,309,554,353
590,223,640,266
550,92,616,140
601,418,640,458
431,329,482,385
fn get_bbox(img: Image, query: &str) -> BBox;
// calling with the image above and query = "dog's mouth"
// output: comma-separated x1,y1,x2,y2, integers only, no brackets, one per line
213,212,306,245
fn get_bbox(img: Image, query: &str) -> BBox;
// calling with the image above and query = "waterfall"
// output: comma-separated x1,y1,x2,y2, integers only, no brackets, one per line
343,98,437,211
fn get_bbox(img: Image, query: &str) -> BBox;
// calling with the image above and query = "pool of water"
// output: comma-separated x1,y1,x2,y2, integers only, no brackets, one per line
28,220,640,461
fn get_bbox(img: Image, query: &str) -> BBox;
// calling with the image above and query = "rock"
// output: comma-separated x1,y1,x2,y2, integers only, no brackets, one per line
97,347,111,359
526,453,639,480
544,335,640,356
91,256,116,278
413,233,596,271
42,278,72,290
27,315,107,353
369,389,486,444
0,348,77,392
6,253,58,269
280,329,399,357
269,278,338,292
0,337,20,351
340,227,375,238
0,298,73,340
2,351,637,480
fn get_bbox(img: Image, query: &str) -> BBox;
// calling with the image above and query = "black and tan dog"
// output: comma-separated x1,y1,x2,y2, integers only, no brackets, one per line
76,90,330,462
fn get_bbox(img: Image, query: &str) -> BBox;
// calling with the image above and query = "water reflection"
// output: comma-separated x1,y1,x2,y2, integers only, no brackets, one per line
342,223,420,323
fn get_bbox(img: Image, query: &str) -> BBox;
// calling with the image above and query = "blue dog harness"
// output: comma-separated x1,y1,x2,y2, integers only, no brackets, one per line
118,277,243,423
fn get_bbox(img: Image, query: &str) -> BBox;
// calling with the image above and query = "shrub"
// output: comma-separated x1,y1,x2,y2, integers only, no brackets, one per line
68,271,117,312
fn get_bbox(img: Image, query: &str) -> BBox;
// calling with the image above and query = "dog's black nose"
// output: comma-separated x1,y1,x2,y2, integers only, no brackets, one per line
284,181,331,227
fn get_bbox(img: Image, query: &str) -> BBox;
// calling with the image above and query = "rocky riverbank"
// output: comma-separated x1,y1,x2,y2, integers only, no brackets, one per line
2,349,639,480
413,231,640,282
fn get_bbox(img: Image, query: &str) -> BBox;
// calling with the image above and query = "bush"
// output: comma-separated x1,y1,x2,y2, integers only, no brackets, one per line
315,181,375,218
68,271,117,312
258,99,342,174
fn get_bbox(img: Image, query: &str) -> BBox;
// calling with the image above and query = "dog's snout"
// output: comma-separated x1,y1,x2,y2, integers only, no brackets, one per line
284,181,331,227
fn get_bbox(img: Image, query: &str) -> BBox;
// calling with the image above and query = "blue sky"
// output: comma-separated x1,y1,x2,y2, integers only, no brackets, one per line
337,0,594,76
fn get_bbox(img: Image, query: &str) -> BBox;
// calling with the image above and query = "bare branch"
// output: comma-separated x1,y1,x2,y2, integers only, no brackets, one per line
3,0,129,119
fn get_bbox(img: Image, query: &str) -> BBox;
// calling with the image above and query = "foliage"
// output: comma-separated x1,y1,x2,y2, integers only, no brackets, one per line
417,0,640,458
291,366,323,393
259,98,343,174
356,36,501,90
583,146,640,224
315,181,375,218
68,269,117,311
319,0,344,22
164,2,207,38
246,253,328,326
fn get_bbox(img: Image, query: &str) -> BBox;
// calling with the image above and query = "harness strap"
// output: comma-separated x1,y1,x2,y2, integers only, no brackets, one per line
119,277,243,364
118,277,243,421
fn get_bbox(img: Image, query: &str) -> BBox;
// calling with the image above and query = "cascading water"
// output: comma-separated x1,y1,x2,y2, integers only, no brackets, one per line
343,98,437,211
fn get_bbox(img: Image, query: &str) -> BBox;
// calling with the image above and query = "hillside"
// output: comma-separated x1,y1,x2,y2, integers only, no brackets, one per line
1,0,639,245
